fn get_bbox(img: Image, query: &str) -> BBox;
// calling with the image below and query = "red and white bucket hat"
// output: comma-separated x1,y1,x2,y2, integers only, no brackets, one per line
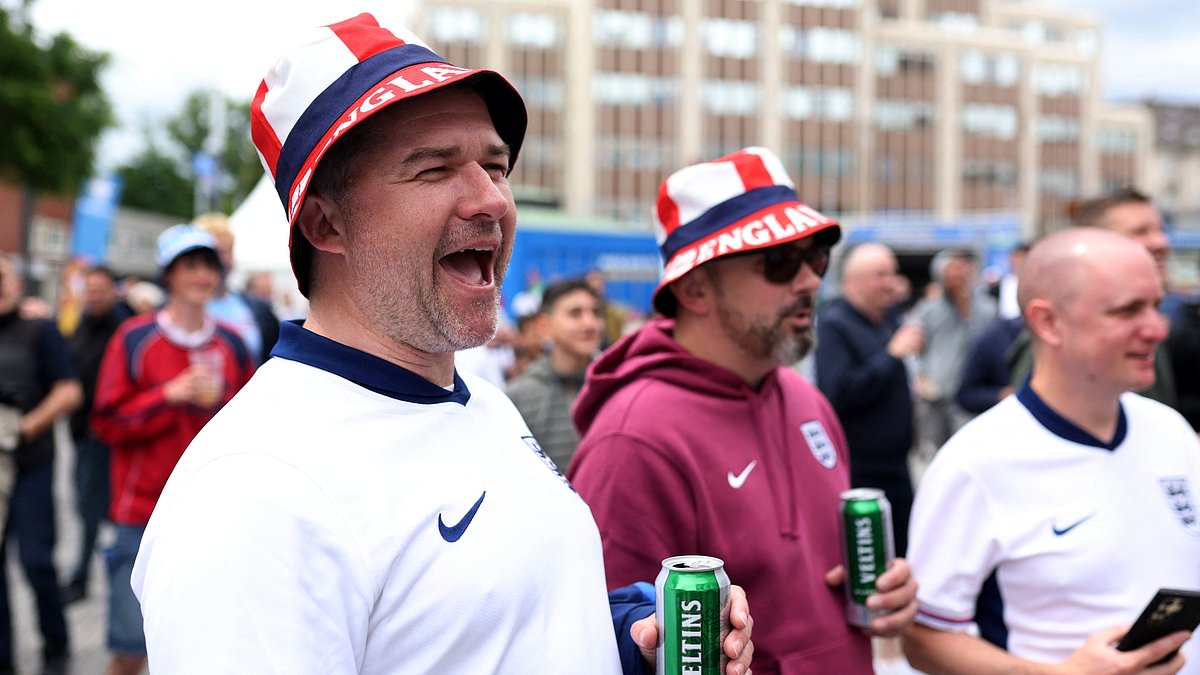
249,12,527,295
652,147,841,316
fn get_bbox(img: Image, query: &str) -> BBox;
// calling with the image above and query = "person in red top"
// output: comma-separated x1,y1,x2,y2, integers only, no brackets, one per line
569,148,919,675
91,224,253,675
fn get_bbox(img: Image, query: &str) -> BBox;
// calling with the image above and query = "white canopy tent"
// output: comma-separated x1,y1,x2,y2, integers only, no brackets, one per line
228,173,307,318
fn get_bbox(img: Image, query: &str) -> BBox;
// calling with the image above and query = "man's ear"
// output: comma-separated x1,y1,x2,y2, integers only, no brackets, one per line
295,192,349,256
672,269,714,317
1025,298,1062,348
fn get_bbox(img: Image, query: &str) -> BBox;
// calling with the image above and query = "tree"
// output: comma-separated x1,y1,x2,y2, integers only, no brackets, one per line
118,142,194,219
0,6,113,195
117,89,263,219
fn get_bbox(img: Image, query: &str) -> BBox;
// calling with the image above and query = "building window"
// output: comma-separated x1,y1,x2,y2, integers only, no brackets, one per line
875,46,934,76
594,10,681,49
784,86,854,121
427,7,484,43
519,136,563,166
597,136,674,170
875,99,935,129
511,76,564,108
960,50,1019,86
963,159,1017,186
1102,177,1133,194
594,73,676,106
1021,20,1044,44
702,19,757,59
508,13,560,49
787,148,855,177
960,50,986,83
1040,168,1079,196
1033,63,1086,95
781,26,859,64
962,104,1018,139
1037,115,1081,142
994,53,1019,86
1099,127,1138,154
702,80,758,116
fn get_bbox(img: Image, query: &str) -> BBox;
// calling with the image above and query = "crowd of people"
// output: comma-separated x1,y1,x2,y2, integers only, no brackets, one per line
0,11,1196,675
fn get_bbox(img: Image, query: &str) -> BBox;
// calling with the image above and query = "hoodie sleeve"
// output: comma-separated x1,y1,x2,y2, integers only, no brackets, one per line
570,431,697,592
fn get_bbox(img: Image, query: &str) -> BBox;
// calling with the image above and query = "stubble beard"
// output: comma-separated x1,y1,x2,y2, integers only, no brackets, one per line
346,224,509,354
713,286,815,366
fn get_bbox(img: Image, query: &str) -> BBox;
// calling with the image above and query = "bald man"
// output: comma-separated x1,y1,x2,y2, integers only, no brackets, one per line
904,228,1200,674
816,242,923,555
1009,189,1176,409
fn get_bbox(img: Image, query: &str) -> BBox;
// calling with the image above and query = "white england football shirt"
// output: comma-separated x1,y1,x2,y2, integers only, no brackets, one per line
909,384,1200,669
133,322,623,674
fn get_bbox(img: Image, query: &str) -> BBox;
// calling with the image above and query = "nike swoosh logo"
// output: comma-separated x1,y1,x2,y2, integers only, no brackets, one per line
1052,513,1095,536
438,491,487,543
727,461,757,489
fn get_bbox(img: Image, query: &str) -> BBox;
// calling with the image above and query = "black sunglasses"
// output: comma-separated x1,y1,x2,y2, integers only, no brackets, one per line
725,243,831,284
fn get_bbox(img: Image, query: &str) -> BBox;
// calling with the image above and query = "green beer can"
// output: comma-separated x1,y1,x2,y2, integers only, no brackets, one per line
656,555,730,675
839,488,895,628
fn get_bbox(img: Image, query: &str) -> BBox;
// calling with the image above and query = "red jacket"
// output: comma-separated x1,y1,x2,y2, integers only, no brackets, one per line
569,319,873,675
92,312,254,525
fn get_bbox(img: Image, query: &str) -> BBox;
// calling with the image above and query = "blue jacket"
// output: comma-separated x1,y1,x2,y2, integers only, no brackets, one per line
956,316,1025,415
815,297,913,470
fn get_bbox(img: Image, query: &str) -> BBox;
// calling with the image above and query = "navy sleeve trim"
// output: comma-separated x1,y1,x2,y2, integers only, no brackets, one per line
123,321,159,384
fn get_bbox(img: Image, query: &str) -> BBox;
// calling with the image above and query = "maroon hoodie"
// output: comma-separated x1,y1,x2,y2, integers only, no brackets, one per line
569,319,873,675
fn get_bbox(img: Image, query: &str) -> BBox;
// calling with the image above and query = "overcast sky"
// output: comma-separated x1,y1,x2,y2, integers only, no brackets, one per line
10,0,1199,170
1045,0,1200,102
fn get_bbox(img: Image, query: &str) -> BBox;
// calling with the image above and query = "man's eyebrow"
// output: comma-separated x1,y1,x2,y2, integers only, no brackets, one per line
1104,296,1155,313
399,143,511,166
400,146,459,166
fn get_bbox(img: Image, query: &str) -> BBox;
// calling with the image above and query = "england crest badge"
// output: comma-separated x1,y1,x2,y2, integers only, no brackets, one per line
1160,477,1200,535
801,420,837,469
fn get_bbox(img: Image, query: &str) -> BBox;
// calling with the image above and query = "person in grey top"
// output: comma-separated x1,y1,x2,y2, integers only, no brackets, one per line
506,279,603,470
909,249,996,455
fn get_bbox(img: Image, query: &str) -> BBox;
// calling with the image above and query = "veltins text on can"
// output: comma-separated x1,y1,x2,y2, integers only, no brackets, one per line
656,555,730,675
840,488,895,628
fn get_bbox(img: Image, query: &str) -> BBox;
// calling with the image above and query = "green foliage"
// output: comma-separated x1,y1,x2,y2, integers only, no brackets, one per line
118,89,263,218
0,6,114,194
117,142,194,219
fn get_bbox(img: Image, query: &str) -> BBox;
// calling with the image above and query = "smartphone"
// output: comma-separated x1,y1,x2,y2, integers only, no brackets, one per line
1115,588,1200,664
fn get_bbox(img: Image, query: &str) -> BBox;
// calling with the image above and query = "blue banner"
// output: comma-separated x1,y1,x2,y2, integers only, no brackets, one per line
70,174,123,263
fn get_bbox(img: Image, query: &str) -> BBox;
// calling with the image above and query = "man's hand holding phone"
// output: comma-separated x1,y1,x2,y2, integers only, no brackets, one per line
1048,589,1200,674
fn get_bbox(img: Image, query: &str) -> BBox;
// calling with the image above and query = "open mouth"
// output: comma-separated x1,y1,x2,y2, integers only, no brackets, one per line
439,246,497,287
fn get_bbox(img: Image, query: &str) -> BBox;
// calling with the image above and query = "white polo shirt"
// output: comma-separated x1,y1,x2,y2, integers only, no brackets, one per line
133,322,623,674
908,383,1200,668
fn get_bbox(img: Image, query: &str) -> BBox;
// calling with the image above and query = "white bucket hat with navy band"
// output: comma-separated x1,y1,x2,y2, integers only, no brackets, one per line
156,224,221,274
249,12,528,294
651,147,842,317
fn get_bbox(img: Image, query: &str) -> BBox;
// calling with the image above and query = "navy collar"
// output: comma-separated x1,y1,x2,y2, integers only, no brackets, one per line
270,320,471,406
1016,379,1126,451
